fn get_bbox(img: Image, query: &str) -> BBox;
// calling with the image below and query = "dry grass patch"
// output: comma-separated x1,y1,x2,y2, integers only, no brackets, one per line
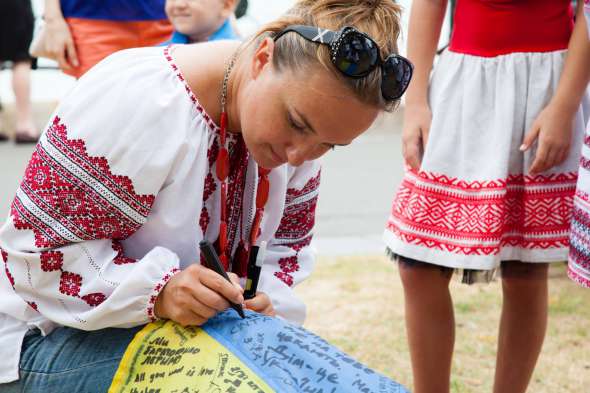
296,255,590,392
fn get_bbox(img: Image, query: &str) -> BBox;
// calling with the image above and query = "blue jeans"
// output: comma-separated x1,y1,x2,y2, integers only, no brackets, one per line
0,325,143,393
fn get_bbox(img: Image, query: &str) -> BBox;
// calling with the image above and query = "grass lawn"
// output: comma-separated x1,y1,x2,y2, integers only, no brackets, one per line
296,255,590,392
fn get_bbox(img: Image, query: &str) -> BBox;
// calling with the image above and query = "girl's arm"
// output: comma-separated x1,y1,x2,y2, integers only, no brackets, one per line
402,0,448,170
522,1,590,174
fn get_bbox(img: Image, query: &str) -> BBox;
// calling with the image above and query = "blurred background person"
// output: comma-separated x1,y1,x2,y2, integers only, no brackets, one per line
42,0,173,78
162,0,240,45
0,0,39,143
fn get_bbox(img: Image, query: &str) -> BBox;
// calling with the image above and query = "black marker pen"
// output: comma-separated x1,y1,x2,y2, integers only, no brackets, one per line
199,240,245,319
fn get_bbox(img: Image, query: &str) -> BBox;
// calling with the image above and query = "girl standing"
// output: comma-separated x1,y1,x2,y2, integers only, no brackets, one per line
384,0,589,392
568,0,590,288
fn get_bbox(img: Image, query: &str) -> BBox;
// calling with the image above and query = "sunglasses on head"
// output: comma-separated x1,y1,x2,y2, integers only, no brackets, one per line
273,25,413,101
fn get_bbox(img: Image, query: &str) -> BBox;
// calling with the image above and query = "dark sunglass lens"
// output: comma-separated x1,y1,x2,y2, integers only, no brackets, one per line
382,56,413,100
334,32,379,77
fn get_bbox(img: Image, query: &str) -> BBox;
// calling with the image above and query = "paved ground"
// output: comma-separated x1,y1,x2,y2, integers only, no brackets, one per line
0,99,405,256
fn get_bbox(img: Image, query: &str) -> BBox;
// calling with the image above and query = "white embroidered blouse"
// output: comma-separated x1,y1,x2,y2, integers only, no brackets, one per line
0,46,320,383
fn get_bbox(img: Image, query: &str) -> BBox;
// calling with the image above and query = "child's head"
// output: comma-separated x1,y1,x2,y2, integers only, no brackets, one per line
165,0,238,42
233,0,409,169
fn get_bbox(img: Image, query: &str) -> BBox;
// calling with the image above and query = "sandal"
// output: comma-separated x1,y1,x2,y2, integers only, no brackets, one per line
14,132,39,144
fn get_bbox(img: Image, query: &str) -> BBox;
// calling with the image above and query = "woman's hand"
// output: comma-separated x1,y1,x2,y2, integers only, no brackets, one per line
44,16,79,70
244,292,275,317
402,103,432,170
520,103,575,175
154,265,244,326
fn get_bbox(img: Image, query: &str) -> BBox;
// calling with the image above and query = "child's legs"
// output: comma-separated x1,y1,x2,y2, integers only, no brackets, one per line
494,261,549,393
11,60,35,133
1,325,143,393
397,255,454,393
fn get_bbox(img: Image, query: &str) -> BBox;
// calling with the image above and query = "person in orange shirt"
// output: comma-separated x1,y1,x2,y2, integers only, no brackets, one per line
43,0,173,79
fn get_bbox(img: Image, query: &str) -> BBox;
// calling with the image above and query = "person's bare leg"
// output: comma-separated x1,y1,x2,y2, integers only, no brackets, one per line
493,261,549,393
12,60,37,137
398,258,454,393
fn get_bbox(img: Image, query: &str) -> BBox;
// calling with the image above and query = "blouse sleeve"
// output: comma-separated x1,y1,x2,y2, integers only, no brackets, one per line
0,49,203,329
257,160,321,325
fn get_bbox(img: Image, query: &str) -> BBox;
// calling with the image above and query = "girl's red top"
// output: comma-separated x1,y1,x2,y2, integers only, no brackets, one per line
449,0,574,57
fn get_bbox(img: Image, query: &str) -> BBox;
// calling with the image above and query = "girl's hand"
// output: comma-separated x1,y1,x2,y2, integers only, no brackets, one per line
154,265,244,326
44,16,79,70
520,104,575,175
402,103,432,170
244,292,275,317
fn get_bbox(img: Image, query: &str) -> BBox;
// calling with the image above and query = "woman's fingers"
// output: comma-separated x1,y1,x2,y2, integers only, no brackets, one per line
174,308,208,327
171,292,216,326
264,306,276,317
197,267,244,310
155,264,246,326
244,292,274,316
227,272,244,292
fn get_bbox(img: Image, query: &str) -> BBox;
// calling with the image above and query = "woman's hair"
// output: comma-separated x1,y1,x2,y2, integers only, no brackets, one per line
251,0,403,111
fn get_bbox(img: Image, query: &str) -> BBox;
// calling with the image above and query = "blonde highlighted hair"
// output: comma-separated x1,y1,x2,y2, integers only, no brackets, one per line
251,0,403,111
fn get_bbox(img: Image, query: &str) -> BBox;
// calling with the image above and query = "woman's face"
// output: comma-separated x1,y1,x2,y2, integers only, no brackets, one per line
238,39,380,169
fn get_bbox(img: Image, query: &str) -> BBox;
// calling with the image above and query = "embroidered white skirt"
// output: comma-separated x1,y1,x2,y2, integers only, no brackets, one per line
569,130,590,288
384,49,589,270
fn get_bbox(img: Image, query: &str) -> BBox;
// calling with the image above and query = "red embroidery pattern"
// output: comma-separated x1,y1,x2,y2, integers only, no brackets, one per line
5,267,15,289
59,271,82,296
39,250,109,307
387,170,577,256
199,132,249,271
199,208,210,234
273,171,320,287
81,293,107,307
203,173,217,201
7,116,153,311
11,117,155,249
40,251,63,271
568,191,590,287
285,172,321,205
274,271,294,287
275,171,321,242
225,137,249,259
147,267,180,321
278,256,299,274
112,241,137,265
2,248,15,289
166,46,256,273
